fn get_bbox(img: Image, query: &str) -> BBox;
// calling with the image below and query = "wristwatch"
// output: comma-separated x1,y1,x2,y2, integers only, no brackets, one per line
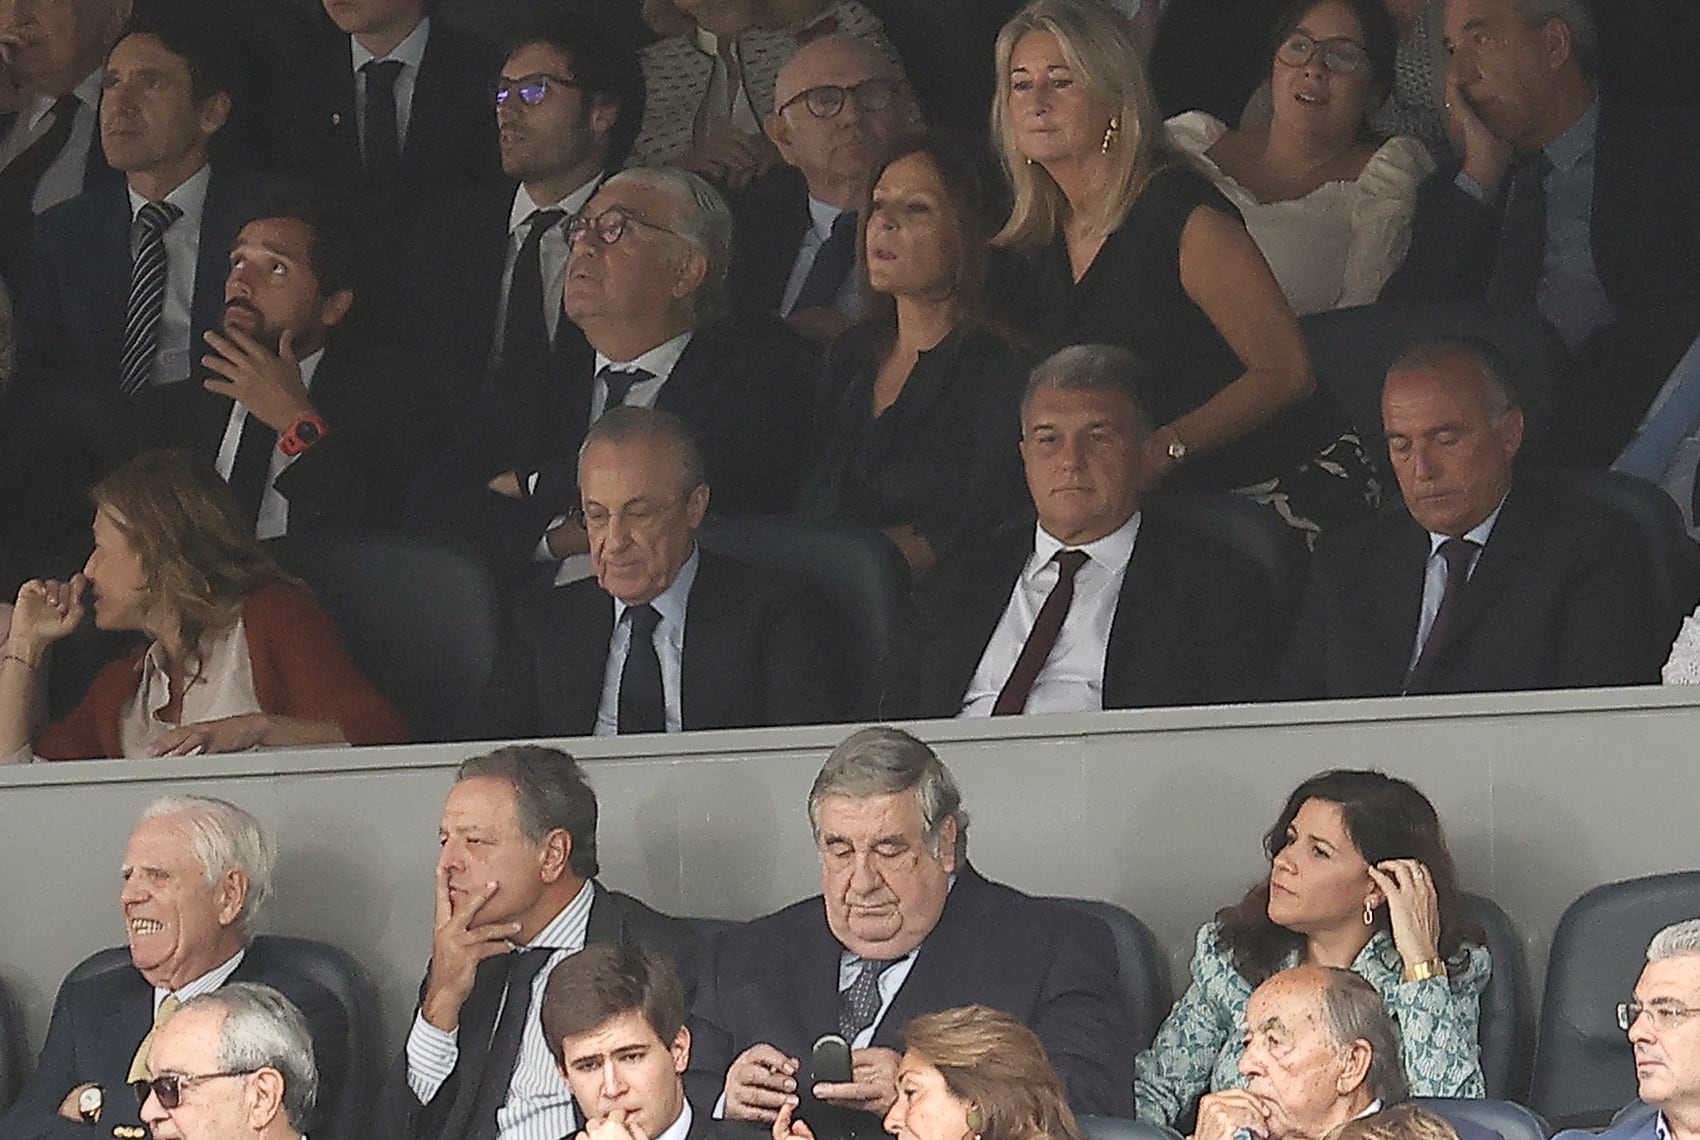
279,413,330,456
76,1085,103,1124
1404,957,1449,982
1165,427,1188,463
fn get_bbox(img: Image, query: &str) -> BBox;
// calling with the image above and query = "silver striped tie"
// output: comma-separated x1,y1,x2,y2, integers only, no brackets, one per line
119,200,184,397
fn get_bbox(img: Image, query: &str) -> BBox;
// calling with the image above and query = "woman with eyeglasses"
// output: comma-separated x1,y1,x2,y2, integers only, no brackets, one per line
797,138,1029,578
1134,769,1490,1127
631,0,895,189
993,0,1379,543
1165,0,1435,315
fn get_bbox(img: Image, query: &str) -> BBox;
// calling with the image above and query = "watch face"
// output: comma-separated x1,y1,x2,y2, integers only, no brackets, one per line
1167,439,1186,460
297,420,322,444
77,1086,103,1122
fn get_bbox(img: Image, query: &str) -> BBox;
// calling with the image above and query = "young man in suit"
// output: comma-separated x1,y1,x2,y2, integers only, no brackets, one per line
687,726,1136,1139
905,343,1280,718
1275,338,1664,698
375,745,700,1140
0,797,350,1140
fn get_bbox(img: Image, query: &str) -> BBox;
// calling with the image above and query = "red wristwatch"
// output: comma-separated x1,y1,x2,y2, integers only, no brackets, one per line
279,413,330,456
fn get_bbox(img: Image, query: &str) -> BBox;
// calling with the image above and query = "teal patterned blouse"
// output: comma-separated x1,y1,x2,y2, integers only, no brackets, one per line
1133,922,1492,1126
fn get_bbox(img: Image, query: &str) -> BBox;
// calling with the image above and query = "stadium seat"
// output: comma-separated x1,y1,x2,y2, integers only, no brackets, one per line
1080,1115,1185,1140
267,529,503,743
697,514,913,720
1465,893,1534,1103
1528,871,1700,1123
1144,487,1311,623
1415,1097,1550,1140
1044,897,1171,1054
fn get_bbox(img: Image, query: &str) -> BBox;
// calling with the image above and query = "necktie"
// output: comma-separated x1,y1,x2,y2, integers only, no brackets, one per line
1407,537,1479,688
791,210,858,314
499,208,566,373
0,95,78,257
228,410,278,527
1485,150,1552,310
992,549,1090,716
599,365,654,413
838,957,897,1043
618,604,666,734
465,947,554,1140
362,59,404,177
120,200,185,397
127,994,182,1082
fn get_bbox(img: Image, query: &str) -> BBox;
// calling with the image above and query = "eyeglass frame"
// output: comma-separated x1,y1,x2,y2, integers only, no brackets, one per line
566,206,690,248
1274,32,1371,75
492,72,581,108
1617,1001,1700,1032
775,76,907,120
133,1069,262,1111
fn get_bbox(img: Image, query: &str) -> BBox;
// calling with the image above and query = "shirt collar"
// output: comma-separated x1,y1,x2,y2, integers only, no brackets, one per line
807,196,846,243
155,946,247,1007
522,877,596,951
1028,510,1141,582
297,348,326,391
654,1099,694,1140
1426,492,1508,557
1657,1112,1673,1140
594,330,694,385
127,163,212,224
351,15,430,72
510,175,603,233
613,545,700,631
1544,96,1599,174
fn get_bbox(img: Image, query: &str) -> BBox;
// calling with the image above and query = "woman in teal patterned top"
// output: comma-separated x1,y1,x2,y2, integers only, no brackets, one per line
1134,769,1491,1127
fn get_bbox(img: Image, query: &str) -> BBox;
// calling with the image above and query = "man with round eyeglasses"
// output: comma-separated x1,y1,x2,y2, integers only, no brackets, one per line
137,983,317,1140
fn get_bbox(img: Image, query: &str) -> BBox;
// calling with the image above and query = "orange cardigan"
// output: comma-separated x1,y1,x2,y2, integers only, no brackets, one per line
37,584,409,760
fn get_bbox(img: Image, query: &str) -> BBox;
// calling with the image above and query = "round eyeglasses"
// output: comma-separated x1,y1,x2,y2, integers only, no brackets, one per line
565,207,687,247
1275,33,1370,75
777,77,905,119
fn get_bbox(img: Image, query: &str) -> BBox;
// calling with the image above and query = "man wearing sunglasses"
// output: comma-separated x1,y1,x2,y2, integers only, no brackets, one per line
136,983,317,1140
730,34,917,344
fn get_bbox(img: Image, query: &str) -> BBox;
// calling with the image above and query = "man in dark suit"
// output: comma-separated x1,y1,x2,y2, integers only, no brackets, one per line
1382,0,1700,464
1275,338,1664,699
275,0,501,215
543,945,730,1140
392,13,643,411
405,166,813,587
688,726,1135,1139
0,796,351,1140
730,35,917,345
488,406,843,737
906,343,1280,719
375,745,701,1140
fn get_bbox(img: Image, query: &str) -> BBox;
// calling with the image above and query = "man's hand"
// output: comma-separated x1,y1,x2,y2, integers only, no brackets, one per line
56,1083,99,1122
1192,1090,1271,1140
1444,71,1514,191
201,328,317,432
584,1107,652,1140
677,126,773,192
812,1046,901,1115
420,865,521,1031
724,1043,800,1123
773,1098,818,1140
545,517,590,559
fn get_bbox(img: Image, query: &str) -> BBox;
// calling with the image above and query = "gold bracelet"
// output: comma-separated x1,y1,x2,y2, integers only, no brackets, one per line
1404,957,1448,982
1,652,38,672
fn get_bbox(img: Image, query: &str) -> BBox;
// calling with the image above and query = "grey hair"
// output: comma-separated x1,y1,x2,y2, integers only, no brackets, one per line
600,166,733,326
1647,919,1700,961
456,745,600,879
773,33,908,111
807,726,970,862
1516,0,1599,84
140,796,275,938
1387,337,1519,425
1316,967,1411,1106
578,405,708,497
1021,343,1153,438
178,983,319,1132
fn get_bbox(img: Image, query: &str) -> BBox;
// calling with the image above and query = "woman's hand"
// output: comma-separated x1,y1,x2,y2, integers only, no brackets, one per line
8,576,87,654
678,126,773,191
147,713,347,757
772,1098,817,1140
1369,858,1442,968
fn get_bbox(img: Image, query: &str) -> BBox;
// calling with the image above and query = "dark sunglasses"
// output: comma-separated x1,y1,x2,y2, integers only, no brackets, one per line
133,1069,258,1110
493,73,580,108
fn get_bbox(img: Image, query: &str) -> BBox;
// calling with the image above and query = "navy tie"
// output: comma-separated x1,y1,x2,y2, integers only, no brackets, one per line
499,208,566,374
618,604,666,734
362,59,404,177
790,210,857,314
599,366,653,412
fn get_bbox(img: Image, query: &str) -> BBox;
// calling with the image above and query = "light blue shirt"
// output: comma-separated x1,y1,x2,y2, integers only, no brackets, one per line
594,547,700,735
1408,499,1505,675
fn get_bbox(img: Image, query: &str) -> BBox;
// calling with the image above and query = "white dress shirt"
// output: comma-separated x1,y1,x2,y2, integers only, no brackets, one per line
488,176,602,373
777,197,863,319
350,18,430,158
213,349,326,540
127,164,211,386
691,27,762,139
1408,499,1505,673
654,1101,695,1140
406,879,597,1140
837,948,918,1047
120,618,264,759
595,547,700,735
152,947,247,1013
0,68,103,214
960,514,1142,717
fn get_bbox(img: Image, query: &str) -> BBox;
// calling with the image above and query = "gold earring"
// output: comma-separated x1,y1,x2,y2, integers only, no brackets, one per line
967,1107,986,1134
1363,901,1375,926
1101,116,1120,153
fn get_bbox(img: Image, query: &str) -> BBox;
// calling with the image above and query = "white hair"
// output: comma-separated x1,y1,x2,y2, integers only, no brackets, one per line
140,796,275,937
1647,919,1700,962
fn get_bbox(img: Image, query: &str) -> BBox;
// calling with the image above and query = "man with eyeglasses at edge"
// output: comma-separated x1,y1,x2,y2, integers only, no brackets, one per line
135,984,318,1140
728,34,919,346
404,163,816,589
1555,920,1700,1140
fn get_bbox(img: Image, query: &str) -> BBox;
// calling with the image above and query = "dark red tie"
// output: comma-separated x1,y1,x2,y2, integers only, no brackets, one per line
992,549,1090,716
1406,537,1479,688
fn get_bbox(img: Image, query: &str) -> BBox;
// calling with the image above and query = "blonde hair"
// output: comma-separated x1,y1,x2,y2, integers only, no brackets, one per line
901,1006,1085,1140
991,0,1166,252
1329,1105,1460,1140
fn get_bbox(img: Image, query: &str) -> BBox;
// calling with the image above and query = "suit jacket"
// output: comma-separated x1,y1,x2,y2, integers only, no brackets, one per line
0,938,352,1140
728,165,812,322
902,512,1282,719
0,101,117,295
1273,480,1665,699
1384,100,1700,321
486,548,845,737
685,863,1137,1133
1553,1110,1658,1140
374,884,702,1140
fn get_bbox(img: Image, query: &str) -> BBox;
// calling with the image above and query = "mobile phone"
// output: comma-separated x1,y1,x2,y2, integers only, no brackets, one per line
811,1033,853,1085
